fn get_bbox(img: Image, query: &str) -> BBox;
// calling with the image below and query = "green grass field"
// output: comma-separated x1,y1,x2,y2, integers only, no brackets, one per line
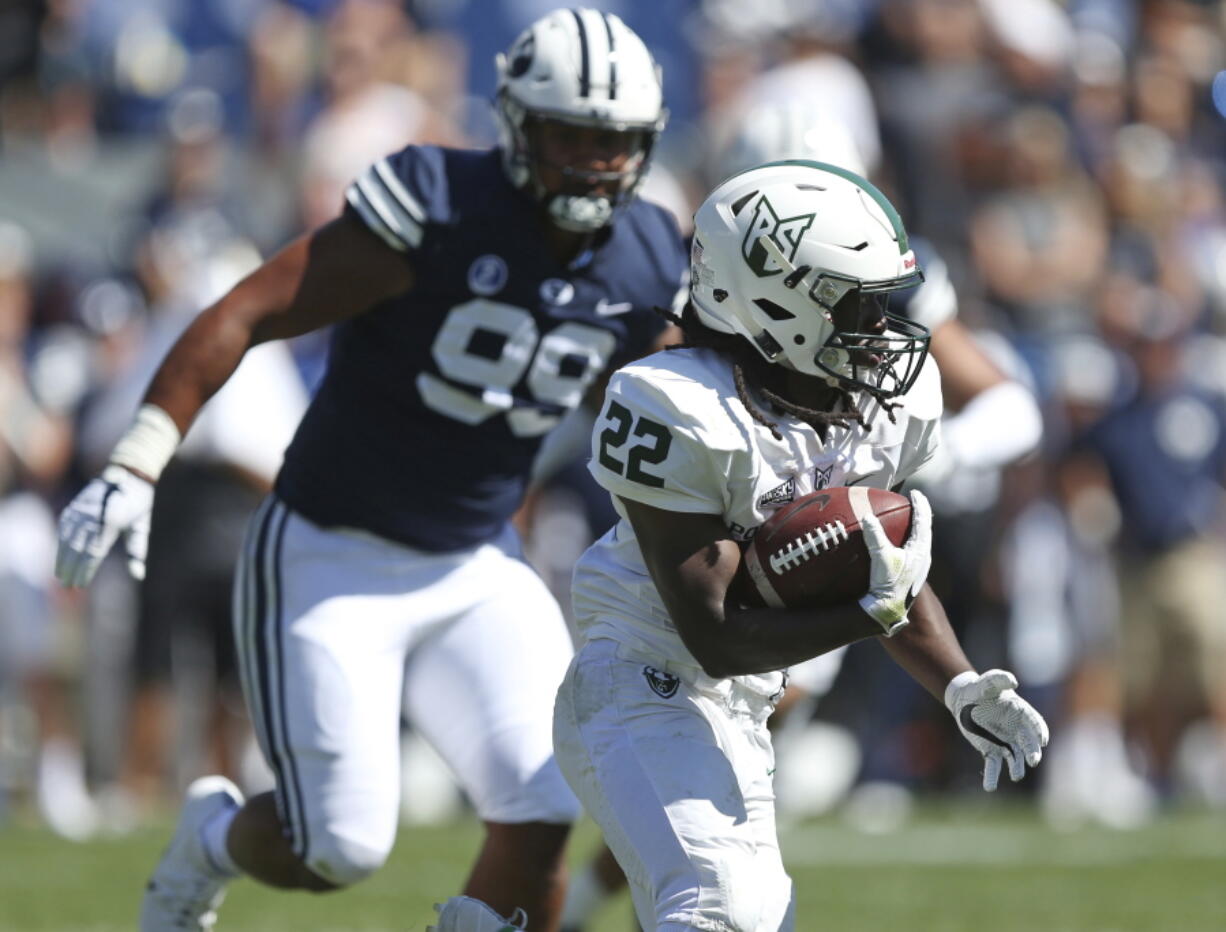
2,806,1224,932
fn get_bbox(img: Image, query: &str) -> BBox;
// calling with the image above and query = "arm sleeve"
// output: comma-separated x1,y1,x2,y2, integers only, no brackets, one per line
587,368,726,514
343,146,440,254
941,379,1042,471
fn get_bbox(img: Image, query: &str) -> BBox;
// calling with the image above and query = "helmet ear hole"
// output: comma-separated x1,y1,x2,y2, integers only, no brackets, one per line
752,298,796,321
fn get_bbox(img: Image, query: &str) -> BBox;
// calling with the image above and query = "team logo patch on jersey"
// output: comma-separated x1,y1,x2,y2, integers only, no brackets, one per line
540,278,574,305
758,476,796,508
643,666,680,699
742,195,816,278
814,464,834,490
467,255,508,296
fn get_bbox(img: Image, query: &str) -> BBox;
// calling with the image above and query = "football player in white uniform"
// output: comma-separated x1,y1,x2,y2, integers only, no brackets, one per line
54,9,686,932
709,99,1044,731
553,161,1048,931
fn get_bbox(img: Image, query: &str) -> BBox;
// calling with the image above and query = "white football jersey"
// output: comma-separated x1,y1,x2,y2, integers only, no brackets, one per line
574,346,943,695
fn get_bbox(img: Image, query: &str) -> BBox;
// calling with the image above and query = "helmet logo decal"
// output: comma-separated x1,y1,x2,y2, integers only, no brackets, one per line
742,195,816,278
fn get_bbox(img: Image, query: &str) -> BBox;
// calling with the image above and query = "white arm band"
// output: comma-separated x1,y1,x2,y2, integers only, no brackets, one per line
941,380,1042,472
108,404,182,480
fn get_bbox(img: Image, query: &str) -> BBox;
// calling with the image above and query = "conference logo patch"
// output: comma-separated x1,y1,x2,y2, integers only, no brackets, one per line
643,666,680,699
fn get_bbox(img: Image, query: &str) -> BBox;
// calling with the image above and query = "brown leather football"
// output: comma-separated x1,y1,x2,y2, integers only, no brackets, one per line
736,486,912,609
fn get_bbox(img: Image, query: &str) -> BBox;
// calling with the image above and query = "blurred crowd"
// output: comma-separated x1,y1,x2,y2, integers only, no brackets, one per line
2,0,1226,843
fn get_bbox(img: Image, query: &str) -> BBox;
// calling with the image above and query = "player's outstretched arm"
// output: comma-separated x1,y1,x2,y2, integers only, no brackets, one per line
55,214,412,588
145,214,413,436
880,586,1049,790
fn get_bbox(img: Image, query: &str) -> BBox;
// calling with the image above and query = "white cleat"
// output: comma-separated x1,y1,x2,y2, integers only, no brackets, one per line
426,895,528,932
140,776,243,931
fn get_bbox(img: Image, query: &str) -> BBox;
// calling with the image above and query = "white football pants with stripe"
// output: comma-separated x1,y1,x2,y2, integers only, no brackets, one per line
234,496,580,886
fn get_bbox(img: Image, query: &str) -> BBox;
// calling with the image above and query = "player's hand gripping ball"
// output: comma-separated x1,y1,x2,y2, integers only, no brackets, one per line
736,486,913,609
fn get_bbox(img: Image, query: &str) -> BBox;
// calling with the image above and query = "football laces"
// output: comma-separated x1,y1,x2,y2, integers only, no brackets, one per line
769,520,850,574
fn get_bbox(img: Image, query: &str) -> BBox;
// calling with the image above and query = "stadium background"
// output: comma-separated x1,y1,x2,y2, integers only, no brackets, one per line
0,0,1224,928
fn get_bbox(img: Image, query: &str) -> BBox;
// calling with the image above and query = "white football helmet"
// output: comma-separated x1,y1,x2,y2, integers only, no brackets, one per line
690,160,929,397
495,8,667,232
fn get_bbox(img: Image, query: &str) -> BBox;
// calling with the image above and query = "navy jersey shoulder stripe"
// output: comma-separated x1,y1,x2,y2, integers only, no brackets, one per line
345,145,449,252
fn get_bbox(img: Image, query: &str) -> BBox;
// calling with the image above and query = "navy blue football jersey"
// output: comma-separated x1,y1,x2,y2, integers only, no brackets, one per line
275,146,687,551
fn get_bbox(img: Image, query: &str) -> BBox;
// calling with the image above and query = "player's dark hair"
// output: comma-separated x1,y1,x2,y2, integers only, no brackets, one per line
656,301,877,439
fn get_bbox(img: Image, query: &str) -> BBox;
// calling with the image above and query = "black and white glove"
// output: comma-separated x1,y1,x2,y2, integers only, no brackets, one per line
56,465,154,586
945,669,1049,791
858,489,932,635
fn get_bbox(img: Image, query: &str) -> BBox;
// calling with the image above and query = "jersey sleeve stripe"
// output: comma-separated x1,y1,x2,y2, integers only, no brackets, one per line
373,159,428,225
350,171,425,249
358,172,424,246
345,184,410,252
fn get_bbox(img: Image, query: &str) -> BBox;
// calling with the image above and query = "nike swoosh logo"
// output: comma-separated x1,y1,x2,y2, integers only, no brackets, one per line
845,474,872,486
97,481,121,525
959,705,1010,750
595,299,634,316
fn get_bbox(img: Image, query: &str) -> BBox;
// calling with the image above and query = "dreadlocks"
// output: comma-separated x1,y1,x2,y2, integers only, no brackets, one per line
655,302,898,441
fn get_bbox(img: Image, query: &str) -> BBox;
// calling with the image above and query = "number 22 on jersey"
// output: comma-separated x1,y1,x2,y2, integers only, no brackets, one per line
599,399,672,488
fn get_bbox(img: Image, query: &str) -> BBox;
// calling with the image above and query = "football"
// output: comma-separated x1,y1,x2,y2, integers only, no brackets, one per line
736,486,912,609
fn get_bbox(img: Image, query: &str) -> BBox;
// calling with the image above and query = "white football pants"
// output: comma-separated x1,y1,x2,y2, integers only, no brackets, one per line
555,637,795,932
233,497,579,886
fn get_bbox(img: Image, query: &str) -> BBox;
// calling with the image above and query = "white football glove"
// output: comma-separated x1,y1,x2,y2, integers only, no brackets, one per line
56,465,155,587
945,669,1049,791
857,489,933,635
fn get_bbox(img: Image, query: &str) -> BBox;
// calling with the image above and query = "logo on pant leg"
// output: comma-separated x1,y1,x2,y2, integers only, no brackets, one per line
643,666,680,698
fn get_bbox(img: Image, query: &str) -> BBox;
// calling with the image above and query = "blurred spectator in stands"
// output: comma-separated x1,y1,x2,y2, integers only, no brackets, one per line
870,0,1009,254
703,0,881,181
1011,335,1156,828
969,106,1109,341
246,3,317,156
1071,288,1226,804
77,95,307,814
299,0,463,231
978,0,1075,103
1068,31,1129,176
0,220,93,837
2,0,100,168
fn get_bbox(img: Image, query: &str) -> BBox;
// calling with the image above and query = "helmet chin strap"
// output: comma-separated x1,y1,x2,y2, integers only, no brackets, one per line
547,193,614,232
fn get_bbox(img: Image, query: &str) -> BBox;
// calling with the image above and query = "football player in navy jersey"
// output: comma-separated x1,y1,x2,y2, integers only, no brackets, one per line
54,9,686,931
